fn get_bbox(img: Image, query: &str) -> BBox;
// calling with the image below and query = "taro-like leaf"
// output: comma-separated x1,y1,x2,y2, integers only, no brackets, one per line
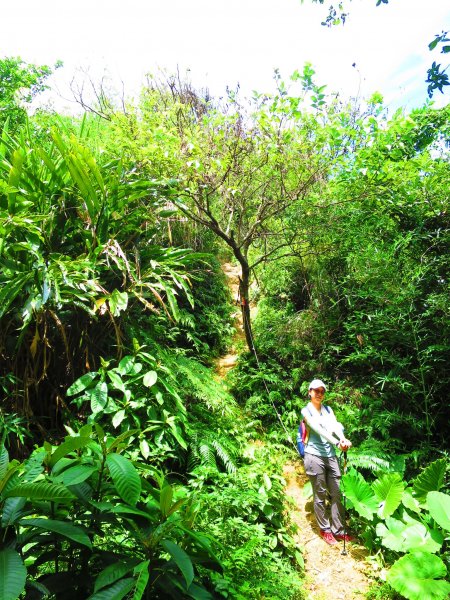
342,469,378,520
427,491,450,531
412,458,446,501
387,552,450,600
372,472,404,519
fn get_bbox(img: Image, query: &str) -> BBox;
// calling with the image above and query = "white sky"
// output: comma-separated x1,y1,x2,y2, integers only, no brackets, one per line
2,0,450,112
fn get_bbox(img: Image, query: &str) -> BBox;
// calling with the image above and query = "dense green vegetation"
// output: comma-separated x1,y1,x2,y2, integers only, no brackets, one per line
0,56,449,599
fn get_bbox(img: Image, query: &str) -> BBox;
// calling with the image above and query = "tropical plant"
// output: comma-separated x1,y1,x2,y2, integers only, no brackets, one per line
249,102,450,452
0,121,197,435
66,348,189,466
0,425,224,599
342,458,450,599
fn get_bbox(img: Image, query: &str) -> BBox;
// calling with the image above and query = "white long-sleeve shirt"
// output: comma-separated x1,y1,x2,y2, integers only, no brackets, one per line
301,402,345,458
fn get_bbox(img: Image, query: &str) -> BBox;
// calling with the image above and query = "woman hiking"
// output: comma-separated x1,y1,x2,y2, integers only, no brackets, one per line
301,379,354,545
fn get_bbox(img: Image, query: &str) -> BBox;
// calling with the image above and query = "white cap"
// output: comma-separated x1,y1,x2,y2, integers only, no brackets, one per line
309,379,327,390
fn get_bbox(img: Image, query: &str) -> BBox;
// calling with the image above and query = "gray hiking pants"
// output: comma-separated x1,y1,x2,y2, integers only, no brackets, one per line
304,453,345,536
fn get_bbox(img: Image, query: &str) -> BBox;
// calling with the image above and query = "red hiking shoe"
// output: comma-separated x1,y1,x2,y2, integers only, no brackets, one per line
335,533,355,542
320,530,337,545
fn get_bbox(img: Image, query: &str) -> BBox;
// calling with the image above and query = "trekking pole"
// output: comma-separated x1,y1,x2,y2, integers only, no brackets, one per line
341,450,348,556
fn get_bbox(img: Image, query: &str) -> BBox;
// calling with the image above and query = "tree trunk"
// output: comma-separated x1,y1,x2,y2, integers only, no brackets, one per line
237,261,256,358
188,219,257,357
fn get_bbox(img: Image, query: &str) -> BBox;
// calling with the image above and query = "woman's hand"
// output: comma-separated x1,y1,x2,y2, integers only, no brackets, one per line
338,438,352,451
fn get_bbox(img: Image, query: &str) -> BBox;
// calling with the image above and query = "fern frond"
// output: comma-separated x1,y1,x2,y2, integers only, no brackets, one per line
154,345,237,414
349,454,391,474
212,439,237,474
199,443,218,470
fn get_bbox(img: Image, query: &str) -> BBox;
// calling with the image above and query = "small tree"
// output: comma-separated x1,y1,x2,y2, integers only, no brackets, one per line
143,75,340,354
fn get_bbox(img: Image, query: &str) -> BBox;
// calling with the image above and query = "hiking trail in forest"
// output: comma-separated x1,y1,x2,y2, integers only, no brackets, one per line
215,263,374,600
214,262,247,379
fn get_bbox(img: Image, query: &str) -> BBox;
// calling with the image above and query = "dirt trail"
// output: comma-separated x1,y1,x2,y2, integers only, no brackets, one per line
284,463,372,599
214,263,246,378
216,263,373,599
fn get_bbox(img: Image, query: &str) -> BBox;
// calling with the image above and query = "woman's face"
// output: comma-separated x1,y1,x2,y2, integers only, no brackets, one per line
309,387,325,400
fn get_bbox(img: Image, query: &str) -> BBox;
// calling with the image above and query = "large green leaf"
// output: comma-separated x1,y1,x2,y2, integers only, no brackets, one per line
107,371,126,394
112,410,126,429
401,520,443,553
412,459,446,501
106,453,141,506
48,436,91,468
1,497,26,527
377,515,442,554
4,481,74,502
87,577,135,600
372,472,404,519
0,272,33,319
117,355,135,376
402,488,422,514
161,539,194,590
387,552,450,600
376,517,406,552
427,491,450,532
160,485,173,517
109,290,128,316
68,480,93,502
22,448,46,482
107,429,140,453
66,372,97,396
168,421,188,451
54,464,97,486
90,382,108,414
65,150,99,220
0,463,20,495
0,445,9,480
186,582,214,600
0,549,27,600
94,559,139,593
342,469,378,520
143,370,157,388
111,504,154,520
19,518,92,548
131,561,150,600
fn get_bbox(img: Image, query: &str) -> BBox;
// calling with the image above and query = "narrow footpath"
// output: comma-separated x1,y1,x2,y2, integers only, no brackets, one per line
214,262,246,378
284,462,372,599
216,262,374,600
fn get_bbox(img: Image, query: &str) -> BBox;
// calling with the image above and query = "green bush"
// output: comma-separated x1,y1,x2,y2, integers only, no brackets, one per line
191,443,305,600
